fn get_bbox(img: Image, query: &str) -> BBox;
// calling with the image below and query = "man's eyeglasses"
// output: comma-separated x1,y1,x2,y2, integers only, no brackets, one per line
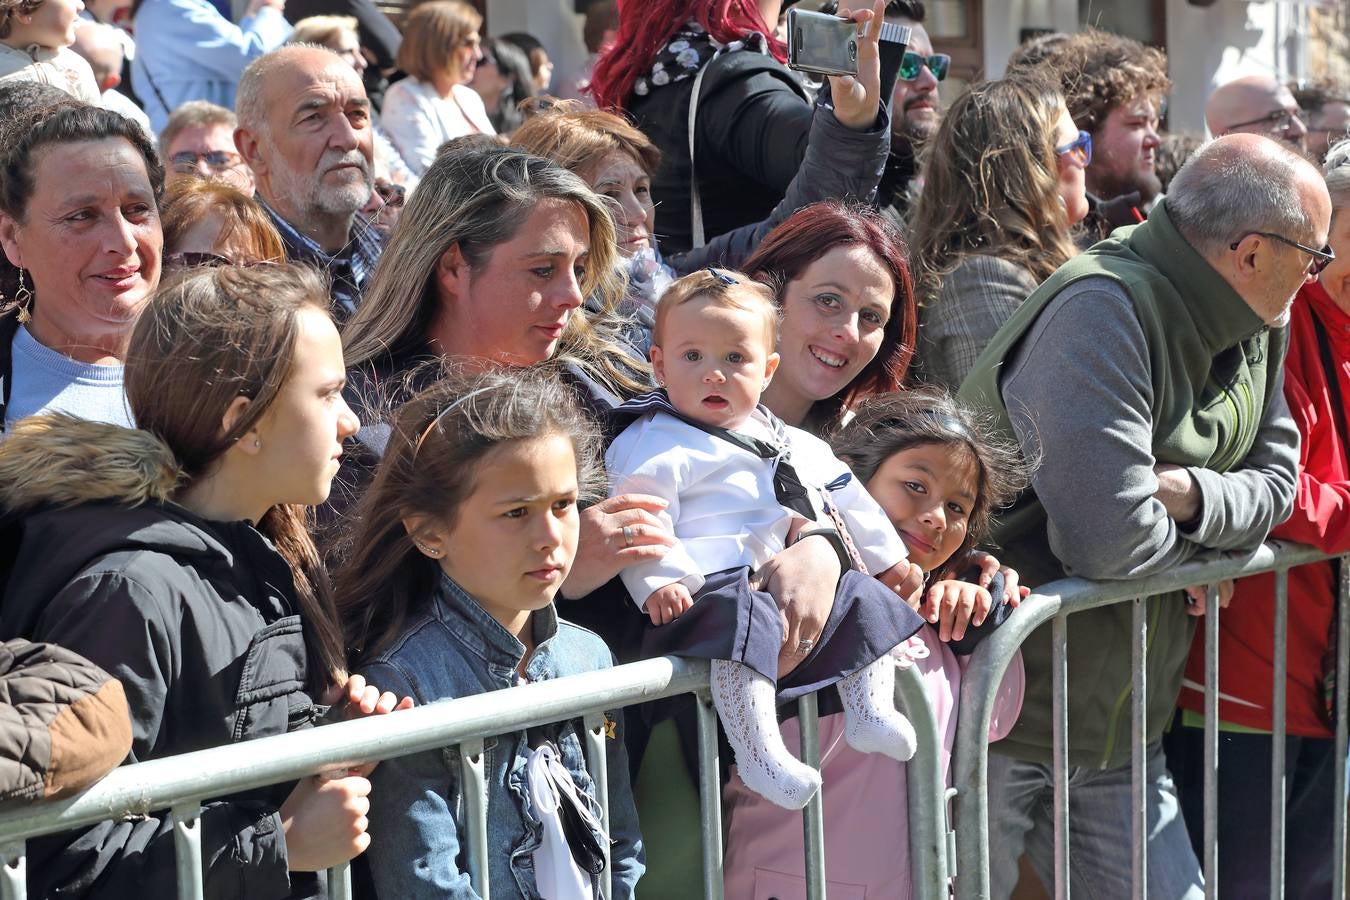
1229,231,1336,275
898,52,950,82
1055,130,1093,166
1224,108,1304,136
374,180,406,208
170,150,243,172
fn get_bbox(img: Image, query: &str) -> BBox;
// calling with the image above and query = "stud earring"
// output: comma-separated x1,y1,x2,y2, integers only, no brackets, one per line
253,438,261,448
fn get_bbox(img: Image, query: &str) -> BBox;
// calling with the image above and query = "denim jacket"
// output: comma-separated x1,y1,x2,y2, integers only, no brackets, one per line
361,574,645,899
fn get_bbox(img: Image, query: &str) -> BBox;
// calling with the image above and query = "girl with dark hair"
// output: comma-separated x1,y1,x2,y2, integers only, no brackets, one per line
0,264,408,898
338,367,644,899
722,386,1032,898
744,200,917,435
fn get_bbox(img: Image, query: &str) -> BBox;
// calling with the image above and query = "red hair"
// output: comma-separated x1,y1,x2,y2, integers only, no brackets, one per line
743,201,918,431
589,0,785,111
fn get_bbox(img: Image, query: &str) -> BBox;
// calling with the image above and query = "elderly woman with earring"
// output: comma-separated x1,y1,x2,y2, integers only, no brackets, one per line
0,102,162,431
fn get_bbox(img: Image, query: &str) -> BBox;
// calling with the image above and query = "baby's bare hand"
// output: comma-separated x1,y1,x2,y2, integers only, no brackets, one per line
646,582,694,626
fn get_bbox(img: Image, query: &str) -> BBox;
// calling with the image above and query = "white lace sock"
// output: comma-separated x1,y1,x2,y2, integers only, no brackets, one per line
710,659,822,810
839,656,917,762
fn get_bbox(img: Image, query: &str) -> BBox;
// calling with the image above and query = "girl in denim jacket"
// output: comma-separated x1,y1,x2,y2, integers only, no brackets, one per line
336,368,645,900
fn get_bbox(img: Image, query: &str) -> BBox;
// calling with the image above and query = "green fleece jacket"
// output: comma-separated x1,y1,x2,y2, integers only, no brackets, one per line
959,202,1300,769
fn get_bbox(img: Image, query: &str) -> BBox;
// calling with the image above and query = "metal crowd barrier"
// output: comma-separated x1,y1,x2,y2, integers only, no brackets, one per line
950,540,1349,900
0,654,950,900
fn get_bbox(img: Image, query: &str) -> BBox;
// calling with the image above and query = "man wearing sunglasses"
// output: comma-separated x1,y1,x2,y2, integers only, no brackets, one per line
159,101,255,195
1041,28,1168,244
961,133,1327,900
1207,74,1308,154
876,0,947,225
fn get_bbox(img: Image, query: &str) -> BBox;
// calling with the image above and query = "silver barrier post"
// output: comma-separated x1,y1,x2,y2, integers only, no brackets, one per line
1270,569,1289,900
328,862,352,900
171,801,204,900
1203,583,1220,899
0,842,24,900
459,738,490,898
583,711,613,900
1130,598,1147,900
1333,556,1349,900
895,659,950,900
1052,614,1070,900
798,693,827,900
695,691,725,900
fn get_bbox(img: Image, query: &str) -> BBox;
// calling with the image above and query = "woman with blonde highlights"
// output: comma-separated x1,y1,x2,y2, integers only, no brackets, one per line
908,72,1087,389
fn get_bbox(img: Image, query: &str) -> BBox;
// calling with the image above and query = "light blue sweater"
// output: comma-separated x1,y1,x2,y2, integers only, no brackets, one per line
130,0,291,134
6,326,133,430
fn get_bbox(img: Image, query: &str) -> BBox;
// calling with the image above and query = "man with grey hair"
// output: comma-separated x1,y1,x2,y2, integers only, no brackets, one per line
960,132,1324,898
234,44,381,317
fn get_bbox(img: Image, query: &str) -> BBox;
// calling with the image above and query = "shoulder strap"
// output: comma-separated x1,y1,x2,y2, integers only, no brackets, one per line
686,60,713,251
1311,308,1348,446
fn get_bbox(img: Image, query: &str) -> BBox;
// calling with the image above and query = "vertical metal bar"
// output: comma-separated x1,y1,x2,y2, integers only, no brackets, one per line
327,862,352,900
797,693,827,900
1052,614,1070,900
459,738,490,898
1130,598,1147,900
895,659,949,900
1270,570,1289,900
1333,556,1349,900
695,691,725,900
583,712,612,900
1203,584,1221,900
0,842,25,900
171,801,204,900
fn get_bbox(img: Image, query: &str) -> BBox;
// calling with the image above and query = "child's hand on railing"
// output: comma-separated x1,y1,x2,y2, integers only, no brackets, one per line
280,770,373,871
1182,579,1235,616
968,551,1030,607
324,673,415,721
920,580,994,643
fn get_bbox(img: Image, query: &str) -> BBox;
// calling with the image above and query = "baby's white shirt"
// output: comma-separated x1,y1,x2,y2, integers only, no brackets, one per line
604,407,908,609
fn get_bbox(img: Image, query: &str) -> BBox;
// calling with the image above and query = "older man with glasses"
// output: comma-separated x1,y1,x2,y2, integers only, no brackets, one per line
960,133,1327,898
158,100,255,195
1206,74,1309,153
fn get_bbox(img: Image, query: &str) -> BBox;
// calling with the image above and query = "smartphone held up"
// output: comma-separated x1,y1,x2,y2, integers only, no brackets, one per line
786,7,910,78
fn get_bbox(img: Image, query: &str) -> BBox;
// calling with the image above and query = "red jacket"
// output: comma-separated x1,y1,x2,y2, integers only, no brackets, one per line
1179,282,1350,736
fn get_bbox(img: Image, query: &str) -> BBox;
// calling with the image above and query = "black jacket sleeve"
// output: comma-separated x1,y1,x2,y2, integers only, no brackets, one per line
22,572,296,900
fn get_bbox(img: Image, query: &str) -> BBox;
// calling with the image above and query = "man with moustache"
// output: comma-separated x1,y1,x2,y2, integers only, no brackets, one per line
1040,28,1168,244
876,0,943,226
235,44,382,318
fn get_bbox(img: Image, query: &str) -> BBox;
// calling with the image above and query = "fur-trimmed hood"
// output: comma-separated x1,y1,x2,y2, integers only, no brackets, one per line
0,415,180,514
0,416,270,642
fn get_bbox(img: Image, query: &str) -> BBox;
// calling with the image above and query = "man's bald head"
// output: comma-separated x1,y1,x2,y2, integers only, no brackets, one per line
70,21,123,90
1206,74,1307,150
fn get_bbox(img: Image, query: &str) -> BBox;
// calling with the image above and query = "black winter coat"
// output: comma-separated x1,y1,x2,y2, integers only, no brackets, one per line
0,418,323,900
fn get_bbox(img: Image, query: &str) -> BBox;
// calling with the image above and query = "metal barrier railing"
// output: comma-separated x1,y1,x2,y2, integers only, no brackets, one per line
950,540,1349,900
0,653,950,900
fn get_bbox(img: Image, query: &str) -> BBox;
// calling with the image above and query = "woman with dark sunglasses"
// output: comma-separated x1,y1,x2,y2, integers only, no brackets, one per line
160,177,286,269
908,71,1089,390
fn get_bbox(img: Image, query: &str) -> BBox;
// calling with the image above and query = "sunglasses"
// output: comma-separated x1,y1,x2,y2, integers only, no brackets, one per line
898,52,950,82
1054,129,1093,166
164,251,276,269
374,180,406,208
1229,231,1336,275
170,150,242,172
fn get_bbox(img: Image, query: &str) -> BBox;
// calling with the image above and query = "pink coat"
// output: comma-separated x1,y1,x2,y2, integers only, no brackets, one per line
722,628,1025,899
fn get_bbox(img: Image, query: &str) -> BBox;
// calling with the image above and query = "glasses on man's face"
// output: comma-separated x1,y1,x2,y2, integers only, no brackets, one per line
170,150,242,172
374,180,406,208
1225,108,1304,136
898,52,950,82
1229,231,1337,275
1054,129,1093,166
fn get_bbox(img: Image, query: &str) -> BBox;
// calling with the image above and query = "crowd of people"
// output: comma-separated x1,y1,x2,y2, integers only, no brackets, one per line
0,0,1346,897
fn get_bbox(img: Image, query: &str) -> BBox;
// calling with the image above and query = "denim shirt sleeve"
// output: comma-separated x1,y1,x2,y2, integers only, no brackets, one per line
360,660,481,900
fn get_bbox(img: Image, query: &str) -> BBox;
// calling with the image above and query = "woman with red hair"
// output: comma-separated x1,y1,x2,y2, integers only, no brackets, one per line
590,0,900,255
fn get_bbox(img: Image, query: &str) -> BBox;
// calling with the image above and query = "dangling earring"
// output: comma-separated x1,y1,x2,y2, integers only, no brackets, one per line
14,269,31,325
